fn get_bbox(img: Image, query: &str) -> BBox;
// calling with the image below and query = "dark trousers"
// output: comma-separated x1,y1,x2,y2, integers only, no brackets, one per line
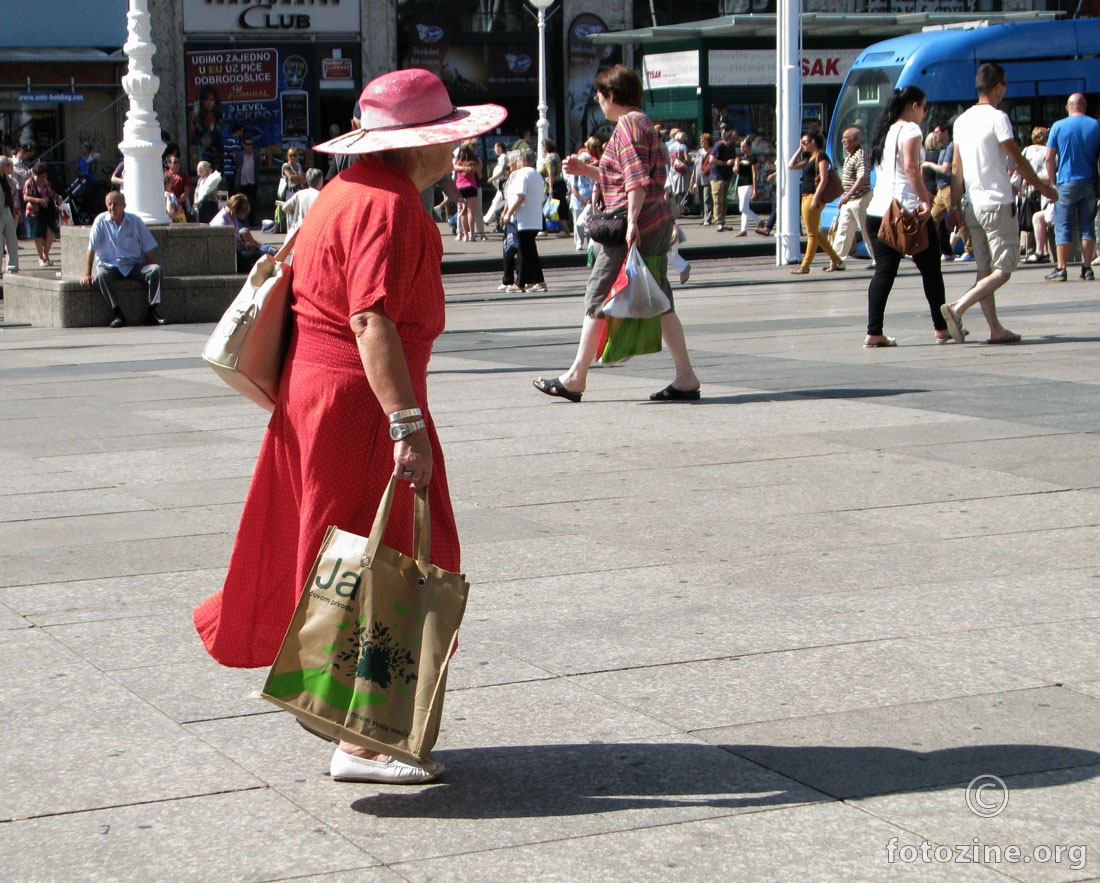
238,182,257,224
95,263,163,311
866,215,946,337
502,248,518,285
516,229,544,288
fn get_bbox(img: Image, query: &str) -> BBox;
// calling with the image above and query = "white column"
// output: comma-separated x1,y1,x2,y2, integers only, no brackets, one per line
530,0,554,169
118,0,170,225
776,0,802,266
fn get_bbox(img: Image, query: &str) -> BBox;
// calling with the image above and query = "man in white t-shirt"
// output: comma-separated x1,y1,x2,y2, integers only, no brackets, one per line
281,167,323,241
942,63,1056,344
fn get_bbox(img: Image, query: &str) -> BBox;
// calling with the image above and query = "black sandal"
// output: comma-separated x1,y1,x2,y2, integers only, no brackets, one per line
649,384,701,401
533,377,582,403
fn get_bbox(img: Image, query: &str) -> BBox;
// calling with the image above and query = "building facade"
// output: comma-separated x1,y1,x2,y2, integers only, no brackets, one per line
0,0,1089,186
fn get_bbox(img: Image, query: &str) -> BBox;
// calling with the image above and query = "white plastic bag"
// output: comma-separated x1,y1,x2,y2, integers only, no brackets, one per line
601,245,672,319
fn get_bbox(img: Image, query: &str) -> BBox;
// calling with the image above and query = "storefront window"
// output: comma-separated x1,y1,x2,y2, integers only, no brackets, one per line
398,0,531,33
635,0,730,27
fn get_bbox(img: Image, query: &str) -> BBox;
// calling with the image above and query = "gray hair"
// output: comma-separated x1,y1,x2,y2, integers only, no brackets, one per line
196,160,212,175
507,150,522,166
521,148,537,167
306,167,323,188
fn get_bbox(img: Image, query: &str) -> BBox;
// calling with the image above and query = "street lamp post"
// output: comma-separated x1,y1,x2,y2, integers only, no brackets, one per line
119,0,170,224
528,0,554,169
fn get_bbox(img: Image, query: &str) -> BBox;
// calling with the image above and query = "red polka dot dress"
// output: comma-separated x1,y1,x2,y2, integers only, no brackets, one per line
194,156,460,668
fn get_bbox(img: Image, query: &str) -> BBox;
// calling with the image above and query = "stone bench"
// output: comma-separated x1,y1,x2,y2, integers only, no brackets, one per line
3,273,245,328
2,221,245,328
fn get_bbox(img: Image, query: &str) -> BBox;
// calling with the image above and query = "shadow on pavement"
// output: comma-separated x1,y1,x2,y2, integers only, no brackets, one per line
649,388,927,406
349,742,1100,819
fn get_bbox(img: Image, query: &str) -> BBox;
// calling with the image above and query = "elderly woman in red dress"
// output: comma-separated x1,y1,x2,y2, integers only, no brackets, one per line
194,70,505,785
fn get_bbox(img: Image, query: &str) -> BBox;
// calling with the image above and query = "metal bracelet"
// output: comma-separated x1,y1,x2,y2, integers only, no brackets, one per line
388,408,422,423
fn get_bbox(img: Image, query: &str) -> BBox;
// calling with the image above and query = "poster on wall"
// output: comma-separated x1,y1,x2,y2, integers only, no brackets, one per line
406,22,538,99
186,48,311,168
566,14,619,153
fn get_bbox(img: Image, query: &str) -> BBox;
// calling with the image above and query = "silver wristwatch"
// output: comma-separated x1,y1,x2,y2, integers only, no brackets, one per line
389,418,426,441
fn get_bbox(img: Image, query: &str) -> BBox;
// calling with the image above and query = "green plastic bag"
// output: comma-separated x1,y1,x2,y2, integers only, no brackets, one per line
598,315,663,364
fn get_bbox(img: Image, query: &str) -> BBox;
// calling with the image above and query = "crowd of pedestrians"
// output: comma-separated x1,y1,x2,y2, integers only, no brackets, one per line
3,59,1098,357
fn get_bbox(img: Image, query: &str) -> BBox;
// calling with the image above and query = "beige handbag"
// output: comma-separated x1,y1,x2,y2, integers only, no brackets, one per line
261,476,470,765
202,229,297,411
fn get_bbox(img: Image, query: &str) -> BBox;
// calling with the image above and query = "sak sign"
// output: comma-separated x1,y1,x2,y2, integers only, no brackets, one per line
641,51,700,91
709,49,861,86
183,0,360,35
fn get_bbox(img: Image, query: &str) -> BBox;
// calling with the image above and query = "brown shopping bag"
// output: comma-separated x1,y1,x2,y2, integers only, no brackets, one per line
261,476,470,765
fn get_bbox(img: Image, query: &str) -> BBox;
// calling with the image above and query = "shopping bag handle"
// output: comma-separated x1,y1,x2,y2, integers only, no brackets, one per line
362,475,431,575
413,488,430,569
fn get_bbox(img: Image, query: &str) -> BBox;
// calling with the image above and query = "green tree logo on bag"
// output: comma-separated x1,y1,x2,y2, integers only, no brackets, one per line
334,619,417,690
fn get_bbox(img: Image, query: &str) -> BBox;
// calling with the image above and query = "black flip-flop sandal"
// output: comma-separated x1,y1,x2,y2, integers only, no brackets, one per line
649,384,701,401
533,377,582,402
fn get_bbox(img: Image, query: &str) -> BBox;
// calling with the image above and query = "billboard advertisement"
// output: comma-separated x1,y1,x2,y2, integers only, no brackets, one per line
186,47,312,167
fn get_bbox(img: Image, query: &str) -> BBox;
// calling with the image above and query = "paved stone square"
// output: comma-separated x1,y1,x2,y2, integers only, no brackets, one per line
1,248,1098,881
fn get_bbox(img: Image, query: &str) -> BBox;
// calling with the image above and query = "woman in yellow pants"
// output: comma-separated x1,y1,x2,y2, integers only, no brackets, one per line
788,131,843,274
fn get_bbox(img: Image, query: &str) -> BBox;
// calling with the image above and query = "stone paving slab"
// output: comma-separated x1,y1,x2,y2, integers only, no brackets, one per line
0,533,231,588
391,801,1006,882
855,766,1099,883
2,569,221,627
0,789,386,883
191,718,828,865
2,256,1098,880
567,637,1044,733
693,687,1100,800
0,628,261,822
453,569,1099,679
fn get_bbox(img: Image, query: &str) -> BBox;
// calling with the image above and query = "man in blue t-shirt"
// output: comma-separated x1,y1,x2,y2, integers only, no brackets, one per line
80,191,164,328
1044,93,1100,281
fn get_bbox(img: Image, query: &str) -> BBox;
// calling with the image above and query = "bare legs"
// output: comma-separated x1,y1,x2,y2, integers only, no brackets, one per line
35,229,55,265
537,311,700,396
1055,239,1096,270
945,268,1014,342
659,311,700,392
549,314,605,394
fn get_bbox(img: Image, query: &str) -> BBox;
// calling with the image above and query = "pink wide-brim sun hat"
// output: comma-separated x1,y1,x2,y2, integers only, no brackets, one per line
314,68,507,155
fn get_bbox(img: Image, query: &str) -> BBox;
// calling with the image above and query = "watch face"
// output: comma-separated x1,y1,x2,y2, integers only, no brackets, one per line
389,424,405,440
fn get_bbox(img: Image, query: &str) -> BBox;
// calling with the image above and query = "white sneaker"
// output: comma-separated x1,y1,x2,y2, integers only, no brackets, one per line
497,283,509,290
526,283,547,292
330,748,443,784
955,253,974,263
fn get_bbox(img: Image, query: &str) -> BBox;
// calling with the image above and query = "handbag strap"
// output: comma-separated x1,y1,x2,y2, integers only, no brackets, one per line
274,225,298,263
890,125,903,202
592,182,606,212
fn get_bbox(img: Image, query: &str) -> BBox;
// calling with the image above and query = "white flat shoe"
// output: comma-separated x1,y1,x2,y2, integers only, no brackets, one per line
330,748,443,784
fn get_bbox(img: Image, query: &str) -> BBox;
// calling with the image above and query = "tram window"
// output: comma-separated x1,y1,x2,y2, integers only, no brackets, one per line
856,83,881,105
